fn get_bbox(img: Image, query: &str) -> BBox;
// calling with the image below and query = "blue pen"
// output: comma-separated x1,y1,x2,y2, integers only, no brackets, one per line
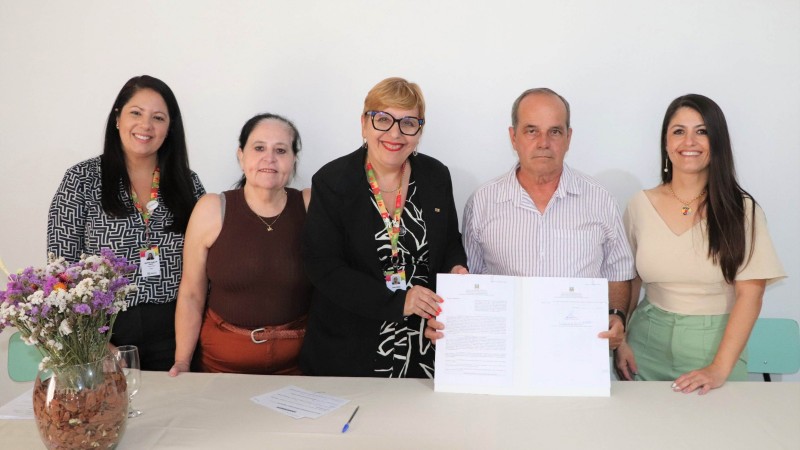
341,406,360,433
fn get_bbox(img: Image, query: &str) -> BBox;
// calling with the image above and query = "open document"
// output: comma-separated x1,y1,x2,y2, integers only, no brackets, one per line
434,274,610,397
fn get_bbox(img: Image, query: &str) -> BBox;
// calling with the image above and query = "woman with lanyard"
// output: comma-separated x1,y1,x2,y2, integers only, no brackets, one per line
47,75,204,370
300,77,467,378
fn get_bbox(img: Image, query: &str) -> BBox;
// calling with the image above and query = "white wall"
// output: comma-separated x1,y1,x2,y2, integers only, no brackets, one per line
0,1,798,380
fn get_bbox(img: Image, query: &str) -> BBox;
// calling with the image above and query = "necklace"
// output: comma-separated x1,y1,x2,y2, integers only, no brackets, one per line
379,180,402,194
375,166,404,194
667,184,706,216
253,190,286,231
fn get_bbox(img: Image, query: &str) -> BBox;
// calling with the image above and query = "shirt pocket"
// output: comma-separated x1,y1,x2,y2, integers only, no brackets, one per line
547,229,605,277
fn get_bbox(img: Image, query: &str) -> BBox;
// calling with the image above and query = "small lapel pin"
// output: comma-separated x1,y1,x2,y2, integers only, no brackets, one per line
434,208,441,213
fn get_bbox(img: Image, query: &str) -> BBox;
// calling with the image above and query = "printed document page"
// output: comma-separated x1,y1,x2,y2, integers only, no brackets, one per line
521,277,610,396
435,274,610,397
434,275,515,392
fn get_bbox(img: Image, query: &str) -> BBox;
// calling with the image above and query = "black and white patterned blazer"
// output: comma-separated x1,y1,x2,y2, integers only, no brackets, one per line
47,157,205,306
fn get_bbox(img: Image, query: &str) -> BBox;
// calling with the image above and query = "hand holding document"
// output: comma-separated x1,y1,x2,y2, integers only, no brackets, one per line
434,274,610,397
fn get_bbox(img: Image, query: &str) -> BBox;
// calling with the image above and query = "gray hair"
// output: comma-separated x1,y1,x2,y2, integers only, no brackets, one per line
511,88,571,129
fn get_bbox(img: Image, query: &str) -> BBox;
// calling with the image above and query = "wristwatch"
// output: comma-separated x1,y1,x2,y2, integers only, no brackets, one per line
609,309,627,331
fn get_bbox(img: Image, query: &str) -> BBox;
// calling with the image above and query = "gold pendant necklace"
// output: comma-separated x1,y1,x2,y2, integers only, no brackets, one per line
255,213,281,231
253,190,286,231
667,184,706,216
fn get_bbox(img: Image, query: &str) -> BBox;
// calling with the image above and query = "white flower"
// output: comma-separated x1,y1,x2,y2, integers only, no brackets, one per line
84,255,102,266
47,290,69,313
58,319,72,336
29,291,44,305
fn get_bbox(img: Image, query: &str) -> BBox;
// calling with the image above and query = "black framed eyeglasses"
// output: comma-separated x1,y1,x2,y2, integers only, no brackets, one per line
365,110,425,136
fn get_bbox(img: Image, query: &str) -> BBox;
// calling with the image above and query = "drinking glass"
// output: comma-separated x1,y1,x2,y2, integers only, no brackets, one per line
114,345,142,418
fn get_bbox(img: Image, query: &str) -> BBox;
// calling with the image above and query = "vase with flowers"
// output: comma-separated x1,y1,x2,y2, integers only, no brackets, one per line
0,249,137,449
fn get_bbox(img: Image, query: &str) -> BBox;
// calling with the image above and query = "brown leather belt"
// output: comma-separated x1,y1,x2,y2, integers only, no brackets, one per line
206,308,307,344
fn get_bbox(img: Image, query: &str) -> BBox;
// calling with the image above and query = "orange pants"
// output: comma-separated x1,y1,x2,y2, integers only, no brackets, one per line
198,308,305,375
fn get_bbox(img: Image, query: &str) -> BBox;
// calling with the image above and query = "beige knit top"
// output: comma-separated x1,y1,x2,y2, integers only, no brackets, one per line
624,191,785,315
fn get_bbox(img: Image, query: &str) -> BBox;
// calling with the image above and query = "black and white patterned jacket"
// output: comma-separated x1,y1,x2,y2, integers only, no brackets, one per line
47,156,205,306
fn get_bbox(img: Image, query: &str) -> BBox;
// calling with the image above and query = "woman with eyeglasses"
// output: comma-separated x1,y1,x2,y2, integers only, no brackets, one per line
299,77,467,378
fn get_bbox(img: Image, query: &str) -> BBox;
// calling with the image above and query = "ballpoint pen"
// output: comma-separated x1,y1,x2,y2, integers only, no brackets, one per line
341,405,360,433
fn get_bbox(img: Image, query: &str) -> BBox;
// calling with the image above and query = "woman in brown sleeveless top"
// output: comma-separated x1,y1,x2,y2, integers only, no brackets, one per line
169,113,311,376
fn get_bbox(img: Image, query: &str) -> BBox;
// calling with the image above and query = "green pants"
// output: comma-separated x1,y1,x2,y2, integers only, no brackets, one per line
627,298,747,381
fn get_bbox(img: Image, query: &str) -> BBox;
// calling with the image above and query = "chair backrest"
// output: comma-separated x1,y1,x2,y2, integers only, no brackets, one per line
8,331,43,382
747,318,800,376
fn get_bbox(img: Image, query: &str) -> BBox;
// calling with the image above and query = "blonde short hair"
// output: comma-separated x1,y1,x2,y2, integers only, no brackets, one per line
363,77,426,118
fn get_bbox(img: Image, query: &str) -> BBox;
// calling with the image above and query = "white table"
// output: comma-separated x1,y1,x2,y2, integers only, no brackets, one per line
1,372,798,449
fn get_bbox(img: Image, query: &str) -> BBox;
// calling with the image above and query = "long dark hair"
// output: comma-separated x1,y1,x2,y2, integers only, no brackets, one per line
235,113,302,188
660,94,755,283
101,75,197,233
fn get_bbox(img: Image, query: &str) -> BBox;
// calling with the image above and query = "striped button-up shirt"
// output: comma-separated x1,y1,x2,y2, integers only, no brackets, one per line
463,163,635,281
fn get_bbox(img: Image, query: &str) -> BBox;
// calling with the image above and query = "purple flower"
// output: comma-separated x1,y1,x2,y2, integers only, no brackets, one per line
98,325,110,334
99,248,135,274
73,303,92,315
92,290,114,309
108,277,130,292
5,277,25,296
17,269,45,291
43,276,60,296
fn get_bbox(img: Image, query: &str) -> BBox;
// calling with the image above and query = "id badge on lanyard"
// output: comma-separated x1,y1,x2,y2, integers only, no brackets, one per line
384,267,407,291
139,245,161,278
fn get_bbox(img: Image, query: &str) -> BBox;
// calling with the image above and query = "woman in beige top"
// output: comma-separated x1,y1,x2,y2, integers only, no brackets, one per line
615,94,785,394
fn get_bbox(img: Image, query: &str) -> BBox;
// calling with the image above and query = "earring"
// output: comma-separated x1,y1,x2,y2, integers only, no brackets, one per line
413,147,419,157
663,158,669,173
116,123,119,130
362,138,367,150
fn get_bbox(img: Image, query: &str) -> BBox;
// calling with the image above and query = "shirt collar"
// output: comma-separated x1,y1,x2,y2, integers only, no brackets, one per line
497,162,580,204
555,163,580,197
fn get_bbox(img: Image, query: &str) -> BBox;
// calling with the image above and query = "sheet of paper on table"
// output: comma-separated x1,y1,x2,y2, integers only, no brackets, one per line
0,389,33,420
251,385,349,419
434,274,610,397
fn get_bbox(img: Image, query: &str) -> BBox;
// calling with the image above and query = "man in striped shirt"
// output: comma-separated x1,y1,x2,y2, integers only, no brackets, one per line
426,88,635,350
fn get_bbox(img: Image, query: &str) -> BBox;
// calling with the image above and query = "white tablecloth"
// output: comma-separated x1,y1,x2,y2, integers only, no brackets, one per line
1,372,798,449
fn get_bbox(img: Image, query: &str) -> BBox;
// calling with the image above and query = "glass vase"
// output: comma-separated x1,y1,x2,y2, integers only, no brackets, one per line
33,353,128,449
